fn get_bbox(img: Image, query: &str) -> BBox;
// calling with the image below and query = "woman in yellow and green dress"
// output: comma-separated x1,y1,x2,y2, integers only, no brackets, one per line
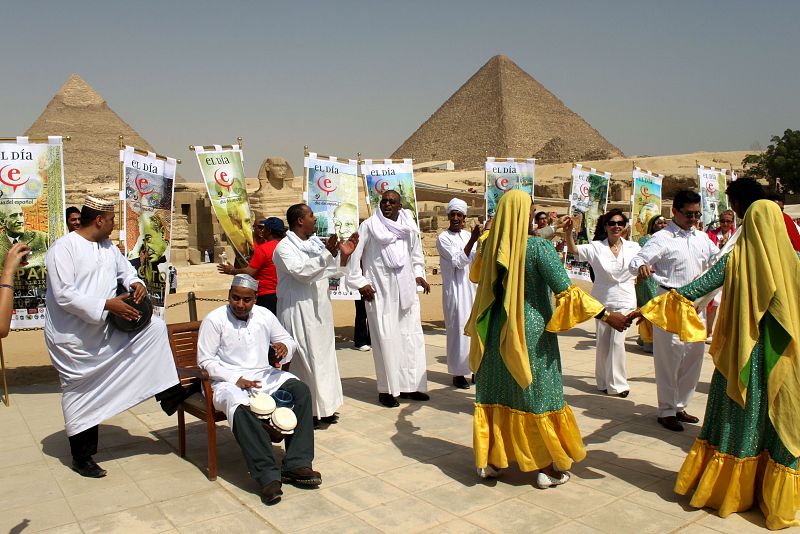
466,190,630,489
635,214,667,351
637,193,800,529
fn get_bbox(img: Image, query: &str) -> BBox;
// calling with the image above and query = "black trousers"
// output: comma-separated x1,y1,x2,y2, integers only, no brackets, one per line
231,378,314,487
69,425,99,462
354,299,371,347
68,382,184,461
256,293,277,315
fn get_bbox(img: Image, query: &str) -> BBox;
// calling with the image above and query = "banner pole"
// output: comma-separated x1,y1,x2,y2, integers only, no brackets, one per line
303,146,309,196
0,339,8,407
118,136,126,252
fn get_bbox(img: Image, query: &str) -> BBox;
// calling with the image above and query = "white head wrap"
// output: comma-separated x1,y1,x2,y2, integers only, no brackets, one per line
447,198,468,216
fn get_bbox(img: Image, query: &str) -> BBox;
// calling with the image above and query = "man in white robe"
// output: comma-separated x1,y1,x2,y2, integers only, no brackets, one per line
347,190,430,407
436,198,481,389
44,196,180,478
273,204,357,426
197,274,320,505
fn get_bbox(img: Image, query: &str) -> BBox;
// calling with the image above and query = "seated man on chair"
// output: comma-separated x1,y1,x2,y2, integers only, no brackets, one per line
197,274,321,505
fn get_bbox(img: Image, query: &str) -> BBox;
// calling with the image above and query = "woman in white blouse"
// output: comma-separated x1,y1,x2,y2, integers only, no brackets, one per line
564,210,640,397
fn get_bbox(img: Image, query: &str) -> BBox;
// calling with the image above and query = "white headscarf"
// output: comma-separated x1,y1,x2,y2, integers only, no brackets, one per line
285,230,326,256
447,198,468,216
370,208,418,310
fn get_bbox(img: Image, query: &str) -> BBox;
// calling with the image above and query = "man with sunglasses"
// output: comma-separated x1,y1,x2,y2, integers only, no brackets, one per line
630,190,719,432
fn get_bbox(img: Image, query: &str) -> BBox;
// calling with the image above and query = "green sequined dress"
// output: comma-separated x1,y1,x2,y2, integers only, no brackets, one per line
673,252,800,529
473,237,587,472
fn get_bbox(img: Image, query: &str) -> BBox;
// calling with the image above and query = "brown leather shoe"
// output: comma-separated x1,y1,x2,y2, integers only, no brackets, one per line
657,416,684,432
282,466,322,486
676,411,699,424
260,480,283,504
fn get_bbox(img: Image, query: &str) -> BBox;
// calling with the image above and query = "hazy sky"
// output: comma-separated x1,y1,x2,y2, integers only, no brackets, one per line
3,1,798,177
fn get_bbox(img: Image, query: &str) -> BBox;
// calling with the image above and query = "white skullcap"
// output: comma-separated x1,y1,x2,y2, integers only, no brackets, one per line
84,195,115,212
447,198,468,215
231,273,258,292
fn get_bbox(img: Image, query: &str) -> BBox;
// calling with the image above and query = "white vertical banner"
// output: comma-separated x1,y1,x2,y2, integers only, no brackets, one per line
121,146,177,317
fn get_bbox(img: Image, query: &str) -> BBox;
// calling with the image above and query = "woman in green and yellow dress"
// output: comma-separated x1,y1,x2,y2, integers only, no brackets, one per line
635,214,668,351
637,196,800,529
466,190,630,489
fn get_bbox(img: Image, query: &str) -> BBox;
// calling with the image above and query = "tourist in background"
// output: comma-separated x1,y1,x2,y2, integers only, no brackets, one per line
65,206,81,232
466,190,629,488
218,217,286,314
704,209,735,341
564,209,640,397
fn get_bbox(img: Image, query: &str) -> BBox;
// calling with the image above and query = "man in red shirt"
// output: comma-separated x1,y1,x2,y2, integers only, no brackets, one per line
218,217,286,314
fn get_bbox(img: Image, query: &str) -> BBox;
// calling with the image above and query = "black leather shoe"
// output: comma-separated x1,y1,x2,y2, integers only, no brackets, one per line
399,391,430,401
618,390,630,398
378,393,399,407
261,480,283,504
71,458,107,478
320,414,339,424
657,416,684,432
453,376,470,389
282,466,322,487
676,411,699,424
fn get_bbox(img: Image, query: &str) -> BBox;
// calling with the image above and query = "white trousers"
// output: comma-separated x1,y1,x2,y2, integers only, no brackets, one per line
652,325,705,417
595,314,631,395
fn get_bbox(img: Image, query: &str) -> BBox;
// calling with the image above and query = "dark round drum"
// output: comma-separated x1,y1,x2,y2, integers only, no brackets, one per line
109,288,153,333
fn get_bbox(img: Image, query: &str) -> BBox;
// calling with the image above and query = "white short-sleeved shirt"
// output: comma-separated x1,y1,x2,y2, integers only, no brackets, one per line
575,238,640,309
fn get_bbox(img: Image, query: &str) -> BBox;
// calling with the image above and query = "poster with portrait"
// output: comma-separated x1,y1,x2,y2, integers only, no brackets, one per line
121,146,177,317
195,145,254,262
0,136,65,329
630,168,663,242
304,152,360,299
304,153,359,239
565,164,610,282
698,166,729,231
485,157,535,218
360,159,419,225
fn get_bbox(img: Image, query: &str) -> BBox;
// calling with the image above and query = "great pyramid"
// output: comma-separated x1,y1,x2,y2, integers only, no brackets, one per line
392,55,623,169
26,74,182,207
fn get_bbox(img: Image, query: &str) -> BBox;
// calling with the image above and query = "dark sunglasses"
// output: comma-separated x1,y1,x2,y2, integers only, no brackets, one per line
680,211,702,219
606,220,626,227
719,219,734,224
255,225,265,229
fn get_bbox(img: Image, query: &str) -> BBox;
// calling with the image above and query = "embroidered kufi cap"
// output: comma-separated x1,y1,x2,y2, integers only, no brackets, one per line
231,273,259,292
84,195,115,212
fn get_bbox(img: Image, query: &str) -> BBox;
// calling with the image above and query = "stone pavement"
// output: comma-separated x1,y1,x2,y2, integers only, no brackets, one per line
0,326,777,533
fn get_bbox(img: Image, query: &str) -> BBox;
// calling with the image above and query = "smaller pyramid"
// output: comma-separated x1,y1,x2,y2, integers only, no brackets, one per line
392,55,623,168
26,74,182,207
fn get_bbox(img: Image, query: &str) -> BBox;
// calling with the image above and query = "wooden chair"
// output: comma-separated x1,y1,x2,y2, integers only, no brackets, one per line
167,321,226,481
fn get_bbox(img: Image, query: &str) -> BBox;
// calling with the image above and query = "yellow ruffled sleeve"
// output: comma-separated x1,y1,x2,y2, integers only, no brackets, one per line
546,284,605,332
640,289,707,342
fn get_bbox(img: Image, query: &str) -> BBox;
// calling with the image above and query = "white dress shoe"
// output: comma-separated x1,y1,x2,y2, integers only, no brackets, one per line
477,465,502,479
535,470,570,489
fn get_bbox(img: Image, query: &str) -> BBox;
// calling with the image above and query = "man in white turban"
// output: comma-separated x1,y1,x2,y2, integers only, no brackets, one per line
436,199,481,388
347,190,430,407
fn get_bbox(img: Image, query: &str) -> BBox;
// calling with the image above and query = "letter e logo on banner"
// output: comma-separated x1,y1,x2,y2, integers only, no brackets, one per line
214,168,233,193
579,183,589,198
375,180,390,195
495,176,512,191
0,165,28,193
318,175,336,194
135,175,153,196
